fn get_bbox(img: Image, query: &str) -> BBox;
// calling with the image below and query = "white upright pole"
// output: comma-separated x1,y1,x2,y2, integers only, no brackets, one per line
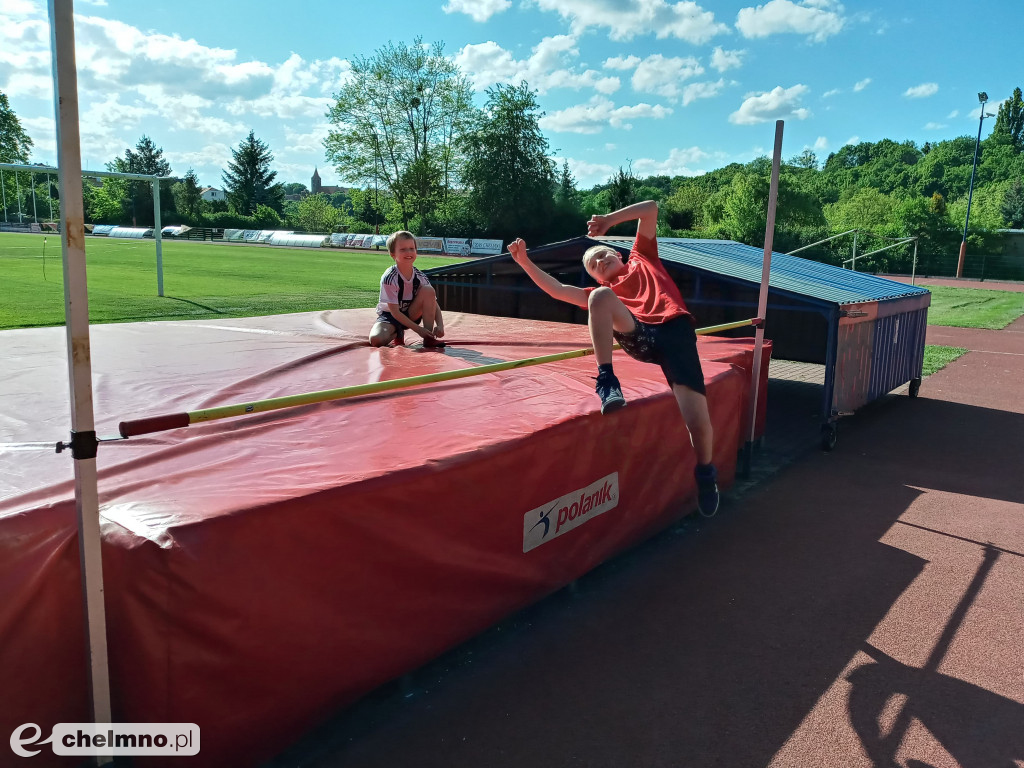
152,178,164,296
747,120,784,452
48,2,114,765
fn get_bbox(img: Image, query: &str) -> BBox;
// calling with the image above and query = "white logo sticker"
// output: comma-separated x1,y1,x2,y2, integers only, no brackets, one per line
523,473,619,553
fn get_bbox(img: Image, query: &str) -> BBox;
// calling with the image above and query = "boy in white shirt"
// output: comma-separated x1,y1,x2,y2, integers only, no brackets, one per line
369,230,445,348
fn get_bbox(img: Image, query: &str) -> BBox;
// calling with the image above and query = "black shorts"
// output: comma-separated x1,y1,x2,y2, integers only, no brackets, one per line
376,304,420,330
613,314,706,395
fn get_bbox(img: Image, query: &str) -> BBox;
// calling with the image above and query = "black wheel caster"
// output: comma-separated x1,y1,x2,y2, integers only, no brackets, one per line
820,423,837,451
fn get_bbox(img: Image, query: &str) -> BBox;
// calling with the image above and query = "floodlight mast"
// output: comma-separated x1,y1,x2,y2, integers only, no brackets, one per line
48,1,113,765
957,92,995,278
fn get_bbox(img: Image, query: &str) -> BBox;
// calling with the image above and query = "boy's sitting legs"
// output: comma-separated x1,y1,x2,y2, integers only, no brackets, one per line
369,318,407,347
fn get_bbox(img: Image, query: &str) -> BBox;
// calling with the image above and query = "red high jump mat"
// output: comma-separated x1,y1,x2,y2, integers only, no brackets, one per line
0,309,770,766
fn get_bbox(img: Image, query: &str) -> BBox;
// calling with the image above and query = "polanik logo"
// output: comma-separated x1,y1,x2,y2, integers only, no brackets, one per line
522,472,618,553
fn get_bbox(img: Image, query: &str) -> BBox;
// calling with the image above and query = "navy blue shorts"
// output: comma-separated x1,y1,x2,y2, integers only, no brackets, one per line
613,314,706,395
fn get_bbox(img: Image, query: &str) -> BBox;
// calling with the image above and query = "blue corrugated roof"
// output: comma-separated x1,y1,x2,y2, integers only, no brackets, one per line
597,237,929,305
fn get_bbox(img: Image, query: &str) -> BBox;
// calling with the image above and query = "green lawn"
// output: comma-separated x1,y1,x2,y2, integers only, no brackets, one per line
0,232,464,329
924,285,1024,329
922,345,968,377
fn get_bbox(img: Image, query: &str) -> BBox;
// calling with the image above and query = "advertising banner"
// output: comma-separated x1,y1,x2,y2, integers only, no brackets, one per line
471,238,503,255
416,237,445,253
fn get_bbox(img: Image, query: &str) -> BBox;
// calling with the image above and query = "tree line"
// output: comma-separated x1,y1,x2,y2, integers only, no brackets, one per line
3,52,1023,276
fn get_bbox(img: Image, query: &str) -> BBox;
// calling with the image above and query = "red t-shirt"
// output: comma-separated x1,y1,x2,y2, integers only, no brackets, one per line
584,233,692,325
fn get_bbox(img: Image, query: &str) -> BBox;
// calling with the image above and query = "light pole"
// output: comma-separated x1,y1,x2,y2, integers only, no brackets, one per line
957,92,996,278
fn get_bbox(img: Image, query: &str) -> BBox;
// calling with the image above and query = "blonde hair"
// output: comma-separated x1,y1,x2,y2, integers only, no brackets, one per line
386,230,416,255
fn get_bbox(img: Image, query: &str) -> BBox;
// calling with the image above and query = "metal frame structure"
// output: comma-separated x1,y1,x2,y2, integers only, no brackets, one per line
0,161,173,297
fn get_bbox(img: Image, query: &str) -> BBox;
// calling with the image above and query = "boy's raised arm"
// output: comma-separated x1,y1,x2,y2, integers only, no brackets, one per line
587,200,658,242
508,238,588,309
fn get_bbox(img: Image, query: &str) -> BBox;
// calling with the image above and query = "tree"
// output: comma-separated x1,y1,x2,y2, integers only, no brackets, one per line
282,182,308,196
555,160,578,207
171,169,203,222
1002,179,1024,228
222,130,285,216
790,149,818,170
0,90,33,163
296,193,339,233
109,136,173,226
992,87,1024,152
461,82,556,240
1,92,36,223
325,37,475,229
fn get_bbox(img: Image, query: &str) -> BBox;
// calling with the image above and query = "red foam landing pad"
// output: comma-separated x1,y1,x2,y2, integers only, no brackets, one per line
0,309,770,767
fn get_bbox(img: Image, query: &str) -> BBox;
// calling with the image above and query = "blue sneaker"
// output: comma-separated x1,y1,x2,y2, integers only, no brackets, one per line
694,463,719,517
595,372,626,414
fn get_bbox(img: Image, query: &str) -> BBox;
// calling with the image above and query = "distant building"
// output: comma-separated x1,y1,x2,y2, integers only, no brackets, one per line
201,187,226,202
311,168,344,197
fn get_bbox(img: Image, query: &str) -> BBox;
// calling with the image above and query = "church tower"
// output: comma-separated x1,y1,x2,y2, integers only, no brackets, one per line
311,167,322,195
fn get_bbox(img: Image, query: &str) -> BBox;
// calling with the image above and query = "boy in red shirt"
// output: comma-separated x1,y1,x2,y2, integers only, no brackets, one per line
507,200,718,516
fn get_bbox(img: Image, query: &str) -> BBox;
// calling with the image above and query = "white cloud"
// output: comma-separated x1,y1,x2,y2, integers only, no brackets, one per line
454,37,619,95
682,79,726,106
604,143,617,150
729,84,811,124
822,88,840,98
710,47,745,72
0,9,352,183
565,158,617,187
947,109,959,118
530,0,729,43
853,77,871,91
735,0,845,42
633,146,709,177
540,96,672,134
630,54,704,101
845,135,859,145
443,0,512,22
904,82,938,98
281,124,332,156
813,136,828,150
603,55,641,71
923,122,947,130
0,0,40,18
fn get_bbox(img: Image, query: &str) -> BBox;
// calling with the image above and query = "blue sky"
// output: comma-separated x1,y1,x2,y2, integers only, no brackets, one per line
0,0,1017,191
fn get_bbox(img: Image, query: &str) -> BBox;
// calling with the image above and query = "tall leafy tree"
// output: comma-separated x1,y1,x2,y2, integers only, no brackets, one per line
606,164,639,212
0,90,33,163
1001,179,1024,228
992,87,1024,152
109,135,173,226
296,193,339,233
222,130,285,216
461,82,556,241
325,37,475,229
171,169,204,222
1,91,35,222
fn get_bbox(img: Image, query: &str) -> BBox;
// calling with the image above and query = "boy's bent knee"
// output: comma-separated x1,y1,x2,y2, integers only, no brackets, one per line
588,286,617,310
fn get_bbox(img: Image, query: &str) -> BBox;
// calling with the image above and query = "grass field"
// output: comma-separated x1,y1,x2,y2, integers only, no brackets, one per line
0,232,465,329
922,345,968,377
924,285,1024,329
